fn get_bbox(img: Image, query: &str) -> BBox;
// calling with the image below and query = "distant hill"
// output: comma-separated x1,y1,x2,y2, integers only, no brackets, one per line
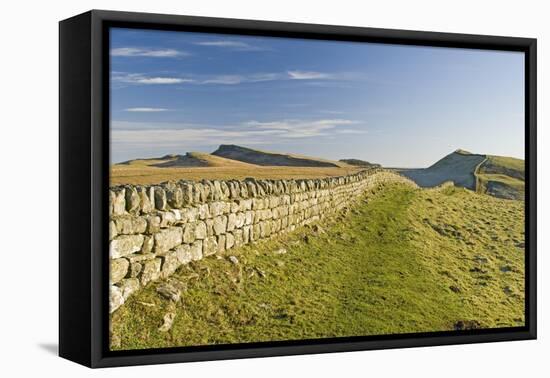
212,144,348,167
398,150,524,200
339,159,381,168
476,155,525,200
120,152,257,168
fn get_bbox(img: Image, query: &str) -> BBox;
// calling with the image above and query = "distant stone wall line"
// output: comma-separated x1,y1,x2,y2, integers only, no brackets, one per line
108,169,416,312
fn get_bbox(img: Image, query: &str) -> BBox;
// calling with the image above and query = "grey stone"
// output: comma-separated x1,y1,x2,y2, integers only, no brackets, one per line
145,215,161,234
190,240,203,261
156,282,181,302
158,311,176,332
197,203,209,220
203,236,218,256
228,256,239,265
137,187,154,213
110,258,129,284
227,213,237,232
109,220,118,241
110,235,144,258
226,232,235,250
194,221,207,240
129,262,142,278
161,251,181,279
125,186,141,214
182,223,196,244
114,216,147,234
166,185,183,208
111,188,126,215
154,227,183,254
109,285,124,313
141,235,154,254
217,235,226,253
174,244,193,265
154,187,167,210
140,258,162,286
235,212,246,228
213,216,227,235
118,278,140,301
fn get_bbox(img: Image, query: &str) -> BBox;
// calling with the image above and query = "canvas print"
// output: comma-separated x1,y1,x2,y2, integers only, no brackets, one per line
108,27,526,351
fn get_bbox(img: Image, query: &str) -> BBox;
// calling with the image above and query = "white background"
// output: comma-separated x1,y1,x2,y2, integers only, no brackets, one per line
0,0,546,375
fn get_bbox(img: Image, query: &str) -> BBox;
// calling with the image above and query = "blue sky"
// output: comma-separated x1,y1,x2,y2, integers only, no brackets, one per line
110,28,525,167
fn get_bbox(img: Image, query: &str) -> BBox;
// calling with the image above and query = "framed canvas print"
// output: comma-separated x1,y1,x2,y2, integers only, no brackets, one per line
59,10,537,368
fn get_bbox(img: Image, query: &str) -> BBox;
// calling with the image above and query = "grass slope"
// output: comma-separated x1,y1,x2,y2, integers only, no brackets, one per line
399,150,486,190
477,155,525,200
111,183,524,350
212,144,351,168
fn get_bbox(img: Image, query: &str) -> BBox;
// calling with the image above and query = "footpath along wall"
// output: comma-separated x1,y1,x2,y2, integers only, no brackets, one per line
109,169,415,312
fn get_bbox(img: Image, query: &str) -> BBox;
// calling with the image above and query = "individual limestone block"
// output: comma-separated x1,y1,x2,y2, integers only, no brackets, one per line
137,186,154,213
217,235,226,253
154,227,183,254
110,235,144,258
145,215,161,234
174,244,193,265
118,278,140,301
213,215,227,235
154,187,167,210
242,225,251,244
190,240,203,261
109,220,118,241
227,213,237,232
110,285,124,313
125,186,141,214
110,258,129,284
161,251,181,279
209,201,225,217
166,185,183,208
140,258,162,286
114,216,147,234
129,262,142,278
235,212,246,228
141,235,154,254
203,236,218,256
197,203,209,220
182,222,197,244
194,221,207,240
234,229,243,247
111,188,126,215
226,232,235,250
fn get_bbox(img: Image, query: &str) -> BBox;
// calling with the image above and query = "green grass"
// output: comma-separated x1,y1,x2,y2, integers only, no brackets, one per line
476,155,525,199
110,182,525,350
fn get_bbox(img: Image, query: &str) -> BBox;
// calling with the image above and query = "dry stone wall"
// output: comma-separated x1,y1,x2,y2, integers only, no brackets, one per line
108,169,415,312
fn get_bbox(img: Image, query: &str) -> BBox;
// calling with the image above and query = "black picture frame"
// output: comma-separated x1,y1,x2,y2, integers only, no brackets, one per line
59,9,537,368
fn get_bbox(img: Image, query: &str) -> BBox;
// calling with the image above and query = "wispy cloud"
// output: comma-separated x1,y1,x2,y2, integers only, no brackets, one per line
112,70,354,87
111,47,189,57
287,70,331,80
112,73,194,85
112,118,362,145
124,107,169,112
193,40,267,51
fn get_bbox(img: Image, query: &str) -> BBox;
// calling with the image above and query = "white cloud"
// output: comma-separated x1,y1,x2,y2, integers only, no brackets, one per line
110,118,366,161
203,75,245,85
112,73,194,85
287,70,332,80
124,107,169,112
111,47,188,57
193,40,266,51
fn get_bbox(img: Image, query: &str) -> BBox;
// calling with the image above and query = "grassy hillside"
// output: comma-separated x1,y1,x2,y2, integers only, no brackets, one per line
399,150,525,200
477,155,525,200
398,150,486,190
110,182,524,350
212,144,351,168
